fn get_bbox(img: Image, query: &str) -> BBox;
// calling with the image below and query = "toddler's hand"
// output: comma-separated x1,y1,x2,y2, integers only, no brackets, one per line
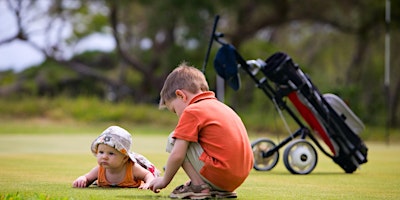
73,176,88,188
139,182,150,190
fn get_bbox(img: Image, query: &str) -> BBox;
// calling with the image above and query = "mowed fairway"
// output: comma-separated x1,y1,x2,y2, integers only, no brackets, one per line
0,130,399,199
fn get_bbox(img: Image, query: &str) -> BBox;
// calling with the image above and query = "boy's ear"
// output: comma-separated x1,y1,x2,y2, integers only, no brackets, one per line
175,90,187,101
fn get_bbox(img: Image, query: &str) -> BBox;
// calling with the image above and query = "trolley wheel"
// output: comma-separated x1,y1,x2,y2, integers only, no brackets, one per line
283,139,318,174
251,138,279,171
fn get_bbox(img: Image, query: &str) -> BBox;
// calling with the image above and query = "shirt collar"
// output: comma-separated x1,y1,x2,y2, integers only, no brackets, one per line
189,91,217,104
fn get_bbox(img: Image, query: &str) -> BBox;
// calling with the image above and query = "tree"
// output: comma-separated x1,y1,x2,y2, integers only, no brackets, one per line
107,0,216,102
0,0,124,97
0,0,399,127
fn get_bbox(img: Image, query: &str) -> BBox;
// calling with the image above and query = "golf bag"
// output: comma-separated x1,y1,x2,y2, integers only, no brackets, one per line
206,16,368,174
261,52,368,173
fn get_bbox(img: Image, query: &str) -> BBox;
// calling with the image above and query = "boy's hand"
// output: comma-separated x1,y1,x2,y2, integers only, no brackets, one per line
148,177,167,193
72,176,88,188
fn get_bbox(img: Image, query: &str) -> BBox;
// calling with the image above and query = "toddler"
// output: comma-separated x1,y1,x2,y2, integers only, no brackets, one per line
73,126,160,188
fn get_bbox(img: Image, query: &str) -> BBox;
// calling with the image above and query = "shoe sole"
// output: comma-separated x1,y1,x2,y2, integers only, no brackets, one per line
211,191,237,199
169,192,211,199
169,192,237,199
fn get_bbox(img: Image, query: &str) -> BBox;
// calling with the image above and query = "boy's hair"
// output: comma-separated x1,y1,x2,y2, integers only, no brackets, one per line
159,62,209,108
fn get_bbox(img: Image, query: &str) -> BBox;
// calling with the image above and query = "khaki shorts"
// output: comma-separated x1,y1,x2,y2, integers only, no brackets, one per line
166,132,223,191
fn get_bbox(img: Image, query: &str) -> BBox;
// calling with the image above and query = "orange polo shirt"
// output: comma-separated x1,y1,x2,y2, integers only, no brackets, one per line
97,160,142,188
173,91,253,192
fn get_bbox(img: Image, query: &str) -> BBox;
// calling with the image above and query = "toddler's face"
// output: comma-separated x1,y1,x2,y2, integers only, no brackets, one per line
96,144,128,169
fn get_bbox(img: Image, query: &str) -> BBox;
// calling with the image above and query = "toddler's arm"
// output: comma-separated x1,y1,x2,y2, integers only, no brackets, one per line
72,166,99,188
139,171,155,189
133,163,155,189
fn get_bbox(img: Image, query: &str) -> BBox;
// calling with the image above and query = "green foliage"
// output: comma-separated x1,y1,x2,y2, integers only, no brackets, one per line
68,2,109,38
0,70,17,85
16,60,79,96
73,51,118,71
2,96,396,142
1,0,399,129
0,96,177,128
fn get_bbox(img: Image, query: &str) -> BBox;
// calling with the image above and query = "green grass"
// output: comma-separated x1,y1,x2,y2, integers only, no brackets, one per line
1,124,399,200
0,96,399,199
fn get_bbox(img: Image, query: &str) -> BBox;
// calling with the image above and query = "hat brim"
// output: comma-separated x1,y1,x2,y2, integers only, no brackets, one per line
213,44,241,91
129,152,161,177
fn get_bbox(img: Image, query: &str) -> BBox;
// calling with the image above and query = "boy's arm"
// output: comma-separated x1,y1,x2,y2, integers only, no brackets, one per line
149,139,189,192
163,139,189,184
72,166,99,188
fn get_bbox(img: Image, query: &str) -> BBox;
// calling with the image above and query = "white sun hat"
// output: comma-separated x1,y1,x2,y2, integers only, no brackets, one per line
91,125,160,177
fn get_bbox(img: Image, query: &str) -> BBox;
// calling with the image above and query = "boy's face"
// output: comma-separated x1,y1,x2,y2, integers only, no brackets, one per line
166,97,187,117
96,144,128,169
165,89,195,117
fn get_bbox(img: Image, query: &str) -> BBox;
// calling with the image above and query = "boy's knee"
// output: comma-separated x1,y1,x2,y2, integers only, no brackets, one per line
165,132,175,153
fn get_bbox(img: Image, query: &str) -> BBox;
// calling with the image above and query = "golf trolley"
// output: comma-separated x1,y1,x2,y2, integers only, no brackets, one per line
205,16,368,174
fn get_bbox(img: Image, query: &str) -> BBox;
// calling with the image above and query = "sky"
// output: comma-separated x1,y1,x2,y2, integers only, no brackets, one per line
0,1,115,72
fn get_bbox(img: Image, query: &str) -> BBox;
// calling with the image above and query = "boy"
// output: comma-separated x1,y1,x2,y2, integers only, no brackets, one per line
73,126,160,188
149,63,253,199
